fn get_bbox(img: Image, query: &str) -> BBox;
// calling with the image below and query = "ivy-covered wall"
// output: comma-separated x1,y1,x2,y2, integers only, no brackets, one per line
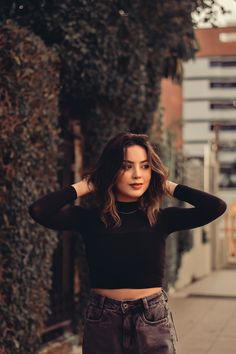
0,1,201,165
0,21,62,353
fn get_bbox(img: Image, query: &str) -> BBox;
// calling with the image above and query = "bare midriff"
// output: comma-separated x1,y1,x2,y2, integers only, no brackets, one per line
91,287,162,300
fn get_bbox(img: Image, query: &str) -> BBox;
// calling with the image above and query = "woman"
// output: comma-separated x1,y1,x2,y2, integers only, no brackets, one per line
28,132,227,354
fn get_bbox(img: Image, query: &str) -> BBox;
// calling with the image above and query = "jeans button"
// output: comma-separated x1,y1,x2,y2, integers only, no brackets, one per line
123,303,128,309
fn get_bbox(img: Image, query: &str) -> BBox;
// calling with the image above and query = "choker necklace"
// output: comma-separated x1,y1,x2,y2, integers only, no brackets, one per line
118,209,138,214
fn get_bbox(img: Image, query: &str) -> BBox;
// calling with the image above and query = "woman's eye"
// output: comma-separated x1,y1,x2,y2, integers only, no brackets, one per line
122,164,150,170
123,165,132,170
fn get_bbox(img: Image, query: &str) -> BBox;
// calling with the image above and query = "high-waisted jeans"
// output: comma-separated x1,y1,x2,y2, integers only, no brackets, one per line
82,288,178,354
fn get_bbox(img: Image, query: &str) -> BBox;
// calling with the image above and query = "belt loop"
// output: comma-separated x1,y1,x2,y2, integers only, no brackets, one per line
142,297,149,311
98,294,105,309
161,288,169,302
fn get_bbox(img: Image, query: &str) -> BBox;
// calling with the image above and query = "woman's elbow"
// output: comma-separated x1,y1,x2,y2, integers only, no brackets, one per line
28,203,43,222
216,199,227,217
28,205,54,230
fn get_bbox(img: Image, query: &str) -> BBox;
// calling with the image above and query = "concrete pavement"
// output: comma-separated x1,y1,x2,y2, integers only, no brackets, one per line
169,265,236,354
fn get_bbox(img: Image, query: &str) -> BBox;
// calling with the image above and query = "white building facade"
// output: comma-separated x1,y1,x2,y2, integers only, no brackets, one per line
174,29,236,290
181,36,236,276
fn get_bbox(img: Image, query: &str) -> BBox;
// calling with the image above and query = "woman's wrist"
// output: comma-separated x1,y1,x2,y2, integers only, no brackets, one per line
71,179,94,198
166,180,178,196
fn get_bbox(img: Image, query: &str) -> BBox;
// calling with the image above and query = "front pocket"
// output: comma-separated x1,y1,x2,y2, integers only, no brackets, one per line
140,300,168,325
169,310,179,342
85,303,104,322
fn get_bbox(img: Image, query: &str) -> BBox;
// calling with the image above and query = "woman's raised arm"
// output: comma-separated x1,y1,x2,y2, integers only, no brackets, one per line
28,179,94,231
162,182,227,235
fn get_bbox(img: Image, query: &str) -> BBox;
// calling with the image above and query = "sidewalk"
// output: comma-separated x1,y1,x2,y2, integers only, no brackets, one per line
168,266,236,354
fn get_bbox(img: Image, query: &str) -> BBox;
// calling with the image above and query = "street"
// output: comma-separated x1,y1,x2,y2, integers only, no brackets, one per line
169,266,236,354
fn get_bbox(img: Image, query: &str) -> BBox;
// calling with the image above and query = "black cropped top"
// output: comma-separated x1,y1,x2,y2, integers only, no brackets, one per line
28,184,227,289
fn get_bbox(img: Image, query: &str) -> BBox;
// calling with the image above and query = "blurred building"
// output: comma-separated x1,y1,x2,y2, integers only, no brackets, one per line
161,26,236,290
183,26,236,203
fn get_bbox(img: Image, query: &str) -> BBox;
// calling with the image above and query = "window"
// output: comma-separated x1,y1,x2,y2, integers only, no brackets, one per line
210,123,236,131
210,81,236,88
219,33,236,43
210,100,236,109
219,141,236,152
210,59,236,67
220,161,236,189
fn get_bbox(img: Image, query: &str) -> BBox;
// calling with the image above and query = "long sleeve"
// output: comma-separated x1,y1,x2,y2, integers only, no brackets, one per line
28,185,88,231
162,184,227,235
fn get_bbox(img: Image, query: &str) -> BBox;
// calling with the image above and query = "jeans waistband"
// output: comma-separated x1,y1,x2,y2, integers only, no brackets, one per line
89,288,168,311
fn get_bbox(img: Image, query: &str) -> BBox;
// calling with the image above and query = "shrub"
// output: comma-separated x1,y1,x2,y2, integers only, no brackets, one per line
0,20,61,353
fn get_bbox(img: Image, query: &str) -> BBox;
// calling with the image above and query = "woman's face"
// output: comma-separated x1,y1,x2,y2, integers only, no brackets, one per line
114,145,152,202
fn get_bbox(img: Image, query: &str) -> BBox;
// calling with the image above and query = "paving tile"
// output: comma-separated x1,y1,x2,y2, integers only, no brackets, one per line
206,337,236,354
172,269,236,298
168,276,236,354
177,336,213,354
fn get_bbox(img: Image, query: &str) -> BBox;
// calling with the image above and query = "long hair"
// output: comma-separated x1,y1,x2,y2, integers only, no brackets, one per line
82,132,170,228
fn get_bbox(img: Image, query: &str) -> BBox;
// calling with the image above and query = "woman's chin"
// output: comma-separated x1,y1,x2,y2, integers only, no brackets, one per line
128,190,144,198
115,186,147,200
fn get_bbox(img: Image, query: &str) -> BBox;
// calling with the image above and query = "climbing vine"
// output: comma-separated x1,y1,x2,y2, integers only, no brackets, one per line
0,21,61,353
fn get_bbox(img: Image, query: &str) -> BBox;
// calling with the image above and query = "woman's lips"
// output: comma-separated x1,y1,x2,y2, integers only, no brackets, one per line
130,184,143,190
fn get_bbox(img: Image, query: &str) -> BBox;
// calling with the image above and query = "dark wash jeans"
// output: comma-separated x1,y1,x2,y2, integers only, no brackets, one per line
82,288,178,354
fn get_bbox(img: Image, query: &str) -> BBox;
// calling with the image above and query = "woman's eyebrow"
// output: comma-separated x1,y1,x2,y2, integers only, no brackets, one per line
123,159,149,163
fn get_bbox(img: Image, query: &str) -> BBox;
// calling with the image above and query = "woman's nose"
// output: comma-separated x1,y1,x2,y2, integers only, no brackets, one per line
132,167,142,178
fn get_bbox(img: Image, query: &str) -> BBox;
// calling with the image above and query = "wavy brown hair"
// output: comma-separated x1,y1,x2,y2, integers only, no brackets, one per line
82,132,170,228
